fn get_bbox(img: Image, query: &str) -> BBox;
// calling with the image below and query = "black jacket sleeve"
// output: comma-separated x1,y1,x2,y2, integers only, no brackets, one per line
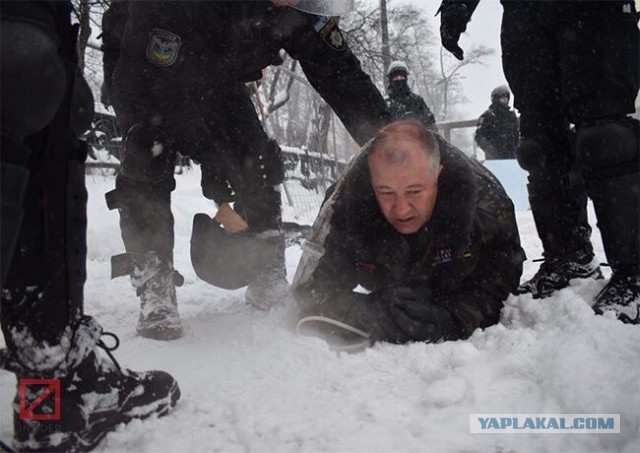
475,110,498,157
415,95,437,130
284,16,389,145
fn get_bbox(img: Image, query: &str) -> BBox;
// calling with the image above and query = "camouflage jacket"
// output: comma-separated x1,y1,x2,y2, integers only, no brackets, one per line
295,135,526,341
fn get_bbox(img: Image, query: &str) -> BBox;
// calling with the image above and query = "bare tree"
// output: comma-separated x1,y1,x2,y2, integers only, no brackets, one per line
437,45,494,119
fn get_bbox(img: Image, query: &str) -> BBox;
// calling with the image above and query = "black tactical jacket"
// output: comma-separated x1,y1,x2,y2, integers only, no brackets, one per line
104,1,388,147
385,84,437,132
295,136,525,342
475,103,520,159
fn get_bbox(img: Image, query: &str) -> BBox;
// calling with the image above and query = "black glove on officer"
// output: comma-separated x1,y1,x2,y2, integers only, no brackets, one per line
437,0,480,61
366,277,454,344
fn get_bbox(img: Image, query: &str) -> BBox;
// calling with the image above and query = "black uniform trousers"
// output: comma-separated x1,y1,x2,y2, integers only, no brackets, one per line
106,2,285,265
501,1,639,262
1,1,90,352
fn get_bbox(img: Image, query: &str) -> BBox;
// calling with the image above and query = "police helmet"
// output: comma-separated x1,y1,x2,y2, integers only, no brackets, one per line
288,0,355,16
387,60,409,79
190,214,273,289
491,85,511,103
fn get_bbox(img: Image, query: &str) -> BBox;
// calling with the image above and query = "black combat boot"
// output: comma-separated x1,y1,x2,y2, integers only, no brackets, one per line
245,232,291,310
1,316,180,451
518,250,603,299
592,266,640,324
130,252,183,340
574,118,640,322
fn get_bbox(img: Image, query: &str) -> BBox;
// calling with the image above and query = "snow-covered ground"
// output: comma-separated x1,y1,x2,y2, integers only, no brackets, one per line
2,165,640,453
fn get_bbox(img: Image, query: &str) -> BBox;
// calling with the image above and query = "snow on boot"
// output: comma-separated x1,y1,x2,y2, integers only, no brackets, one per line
245,233,291,310
592,268,640,324
131,252,183,340
518,253,603,299
1,316,180,452
245,269,291,311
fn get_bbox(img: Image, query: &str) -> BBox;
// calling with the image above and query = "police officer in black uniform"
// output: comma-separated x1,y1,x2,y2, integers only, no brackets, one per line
101,0,389,340
438,0,639,323
475,85,519,160
385,60,437,131
0,1,179,450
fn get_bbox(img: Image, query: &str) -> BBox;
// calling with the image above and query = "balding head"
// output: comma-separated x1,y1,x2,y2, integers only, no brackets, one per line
368,120,441,175
367,121,443,234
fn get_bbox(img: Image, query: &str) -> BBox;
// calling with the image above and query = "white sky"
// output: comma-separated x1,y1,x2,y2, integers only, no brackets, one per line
393,0,506,120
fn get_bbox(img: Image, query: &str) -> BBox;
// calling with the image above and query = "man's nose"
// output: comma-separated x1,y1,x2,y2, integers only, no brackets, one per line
393,195,411,217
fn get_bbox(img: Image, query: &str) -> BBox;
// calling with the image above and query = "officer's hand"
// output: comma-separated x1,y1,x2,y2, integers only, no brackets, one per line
214,203,249,233
370,278,454,343
437,2,474,61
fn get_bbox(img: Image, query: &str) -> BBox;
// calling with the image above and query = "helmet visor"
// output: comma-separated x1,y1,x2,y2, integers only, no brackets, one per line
287,0,355,16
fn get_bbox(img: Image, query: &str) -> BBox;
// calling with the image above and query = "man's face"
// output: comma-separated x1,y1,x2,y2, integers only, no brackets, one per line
368,139,442,235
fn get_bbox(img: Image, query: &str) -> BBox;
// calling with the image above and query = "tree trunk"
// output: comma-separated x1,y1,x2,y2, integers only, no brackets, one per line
75,0,91,73
380,0,390,76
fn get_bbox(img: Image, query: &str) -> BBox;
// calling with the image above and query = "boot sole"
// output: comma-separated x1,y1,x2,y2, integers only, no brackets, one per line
137,324,183,341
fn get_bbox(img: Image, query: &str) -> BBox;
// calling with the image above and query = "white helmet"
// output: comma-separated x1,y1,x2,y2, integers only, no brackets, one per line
387,60,409,77
288,0,355,16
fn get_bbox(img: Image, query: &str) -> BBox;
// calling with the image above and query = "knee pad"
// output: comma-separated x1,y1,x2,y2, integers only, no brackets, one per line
516,137,546,173
118,122,176,183
576,118,639,179
1,22,66,139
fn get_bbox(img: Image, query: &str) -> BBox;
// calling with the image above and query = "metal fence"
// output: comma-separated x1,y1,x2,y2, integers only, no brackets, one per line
82,112,481,225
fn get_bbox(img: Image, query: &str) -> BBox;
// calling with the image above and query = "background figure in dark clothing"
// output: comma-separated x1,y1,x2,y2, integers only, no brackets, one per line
101,1,389,340
439,0,639,323
0,1,179,450
475,85,519,159
385,60,437,131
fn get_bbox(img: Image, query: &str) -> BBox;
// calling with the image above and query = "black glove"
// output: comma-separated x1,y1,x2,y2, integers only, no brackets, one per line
437,1,478,61
369,277,454,343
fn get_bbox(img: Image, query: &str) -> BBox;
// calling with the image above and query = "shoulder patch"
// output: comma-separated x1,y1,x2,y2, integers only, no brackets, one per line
313,16,345,51
146,28,182,67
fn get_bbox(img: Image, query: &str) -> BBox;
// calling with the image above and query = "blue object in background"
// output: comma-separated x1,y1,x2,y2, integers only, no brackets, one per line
483,159,529,212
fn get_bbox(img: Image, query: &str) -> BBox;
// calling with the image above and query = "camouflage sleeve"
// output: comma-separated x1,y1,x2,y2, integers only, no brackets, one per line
284,15,389,145
442,195,525,339
293,213,361,320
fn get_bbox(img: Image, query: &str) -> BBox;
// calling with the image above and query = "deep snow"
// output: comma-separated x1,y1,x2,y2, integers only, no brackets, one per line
1,165,639,453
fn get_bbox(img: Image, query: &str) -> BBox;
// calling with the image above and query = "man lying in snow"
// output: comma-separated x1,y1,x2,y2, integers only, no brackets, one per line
293,120,526,345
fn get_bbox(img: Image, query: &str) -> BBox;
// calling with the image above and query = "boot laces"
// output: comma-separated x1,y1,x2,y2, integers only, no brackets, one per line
97,331,122,371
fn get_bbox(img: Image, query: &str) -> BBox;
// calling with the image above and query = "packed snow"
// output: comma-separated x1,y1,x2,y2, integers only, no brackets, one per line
2,163,639,453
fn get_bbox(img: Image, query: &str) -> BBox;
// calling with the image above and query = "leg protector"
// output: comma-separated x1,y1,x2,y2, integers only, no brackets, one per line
517,135,593,259
1,134,30,285
105,122,176,260
576,118,639,268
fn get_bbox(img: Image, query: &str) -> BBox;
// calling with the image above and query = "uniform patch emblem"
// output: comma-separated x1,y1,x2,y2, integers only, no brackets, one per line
313,16,345,51
146,28,181,67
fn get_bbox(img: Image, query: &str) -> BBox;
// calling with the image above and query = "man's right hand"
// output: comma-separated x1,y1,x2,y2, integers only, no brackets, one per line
437,1,478,61
214,203,249,233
